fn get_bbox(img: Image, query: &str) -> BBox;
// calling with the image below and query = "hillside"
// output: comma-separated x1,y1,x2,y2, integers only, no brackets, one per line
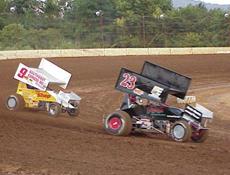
172,0,230,10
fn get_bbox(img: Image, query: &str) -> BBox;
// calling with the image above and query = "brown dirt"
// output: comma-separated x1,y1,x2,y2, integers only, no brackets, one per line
0,54,230,175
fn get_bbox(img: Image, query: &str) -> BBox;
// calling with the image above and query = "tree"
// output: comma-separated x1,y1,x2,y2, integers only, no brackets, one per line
66,0,117,47
113,0,172,47
0,0,8,13
8,0,42,15
44,0,60,18
115,0,172,17
0,0,9,30
0,0,229,49
0,23,27,49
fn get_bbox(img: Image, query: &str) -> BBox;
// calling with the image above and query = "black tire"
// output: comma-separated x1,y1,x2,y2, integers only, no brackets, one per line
5,94,25,111
191,129,209,143
48,103,61,117
67,107,80,117
171,120,192,142
103,110,132,136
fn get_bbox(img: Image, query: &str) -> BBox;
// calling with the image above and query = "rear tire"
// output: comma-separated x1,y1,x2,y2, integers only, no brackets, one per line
48,103,61,117
103,110,132,136
191,129,209,143
5,94,25,111
171,120,192,142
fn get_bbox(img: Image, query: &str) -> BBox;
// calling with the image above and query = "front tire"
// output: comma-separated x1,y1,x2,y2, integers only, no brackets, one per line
103,110,132,136
48,103,61,117
5,94,25,111
67,107,80,117
171,120,192,142
191,129,209,143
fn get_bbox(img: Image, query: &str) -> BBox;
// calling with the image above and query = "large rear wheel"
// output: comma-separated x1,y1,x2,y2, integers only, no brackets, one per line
5,94,25,111
103,110,132,136
171,120,192,142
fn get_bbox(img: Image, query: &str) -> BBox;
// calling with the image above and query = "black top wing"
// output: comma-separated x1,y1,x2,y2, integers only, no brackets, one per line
141,61,191,99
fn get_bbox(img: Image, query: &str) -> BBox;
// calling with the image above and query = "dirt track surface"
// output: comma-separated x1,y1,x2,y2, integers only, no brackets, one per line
0,55,230,175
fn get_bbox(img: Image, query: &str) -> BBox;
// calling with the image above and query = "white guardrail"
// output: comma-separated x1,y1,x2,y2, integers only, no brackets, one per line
0,47,230,60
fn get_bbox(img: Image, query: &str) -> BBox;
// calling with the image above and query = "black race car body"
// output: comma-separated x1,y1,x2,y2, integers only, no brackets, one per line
104,61,213,142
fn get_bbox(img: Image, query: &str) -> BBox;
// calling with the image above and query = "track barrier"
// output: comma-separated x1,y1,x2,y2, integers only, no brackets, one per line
0,47,230,60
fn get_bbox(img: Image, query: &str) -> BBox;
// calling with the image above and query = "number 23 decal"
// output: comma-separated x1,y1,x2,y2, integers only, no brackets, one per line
120,73,137,90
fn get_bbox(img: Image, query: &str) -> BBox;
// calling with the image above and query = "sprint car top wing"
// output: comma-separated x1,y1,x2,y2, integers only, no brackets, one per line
141,61,191,99
38,58,71,89
14,58,71,91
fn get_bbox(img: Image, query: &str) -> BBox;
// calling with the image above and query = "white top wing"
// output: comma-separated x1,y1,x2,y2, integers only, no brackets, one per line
39,58,71,89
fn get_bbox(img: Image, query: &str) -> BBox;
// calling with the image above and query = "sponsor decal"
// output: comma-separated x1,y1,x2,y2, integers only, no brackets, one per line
14,63,49,91
151,86,164,97
133,88,144,96
37,92,51,99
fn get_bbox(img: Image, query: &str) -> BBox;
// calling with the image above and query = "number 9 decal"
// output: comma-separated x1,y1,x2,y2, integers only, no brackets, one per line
17,68,28,78
120,73,137,90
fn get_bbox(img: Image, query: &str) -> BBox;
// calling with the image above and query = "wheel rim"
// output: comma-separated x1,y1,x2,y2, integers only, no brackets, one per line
173,124,186,139
108,116,122,130
7,97,17,108
49,105,57,115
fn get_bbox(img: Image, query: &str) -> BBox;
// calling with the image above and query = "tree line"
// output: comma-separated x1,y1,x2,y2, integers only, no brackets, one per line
0,0,229,50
